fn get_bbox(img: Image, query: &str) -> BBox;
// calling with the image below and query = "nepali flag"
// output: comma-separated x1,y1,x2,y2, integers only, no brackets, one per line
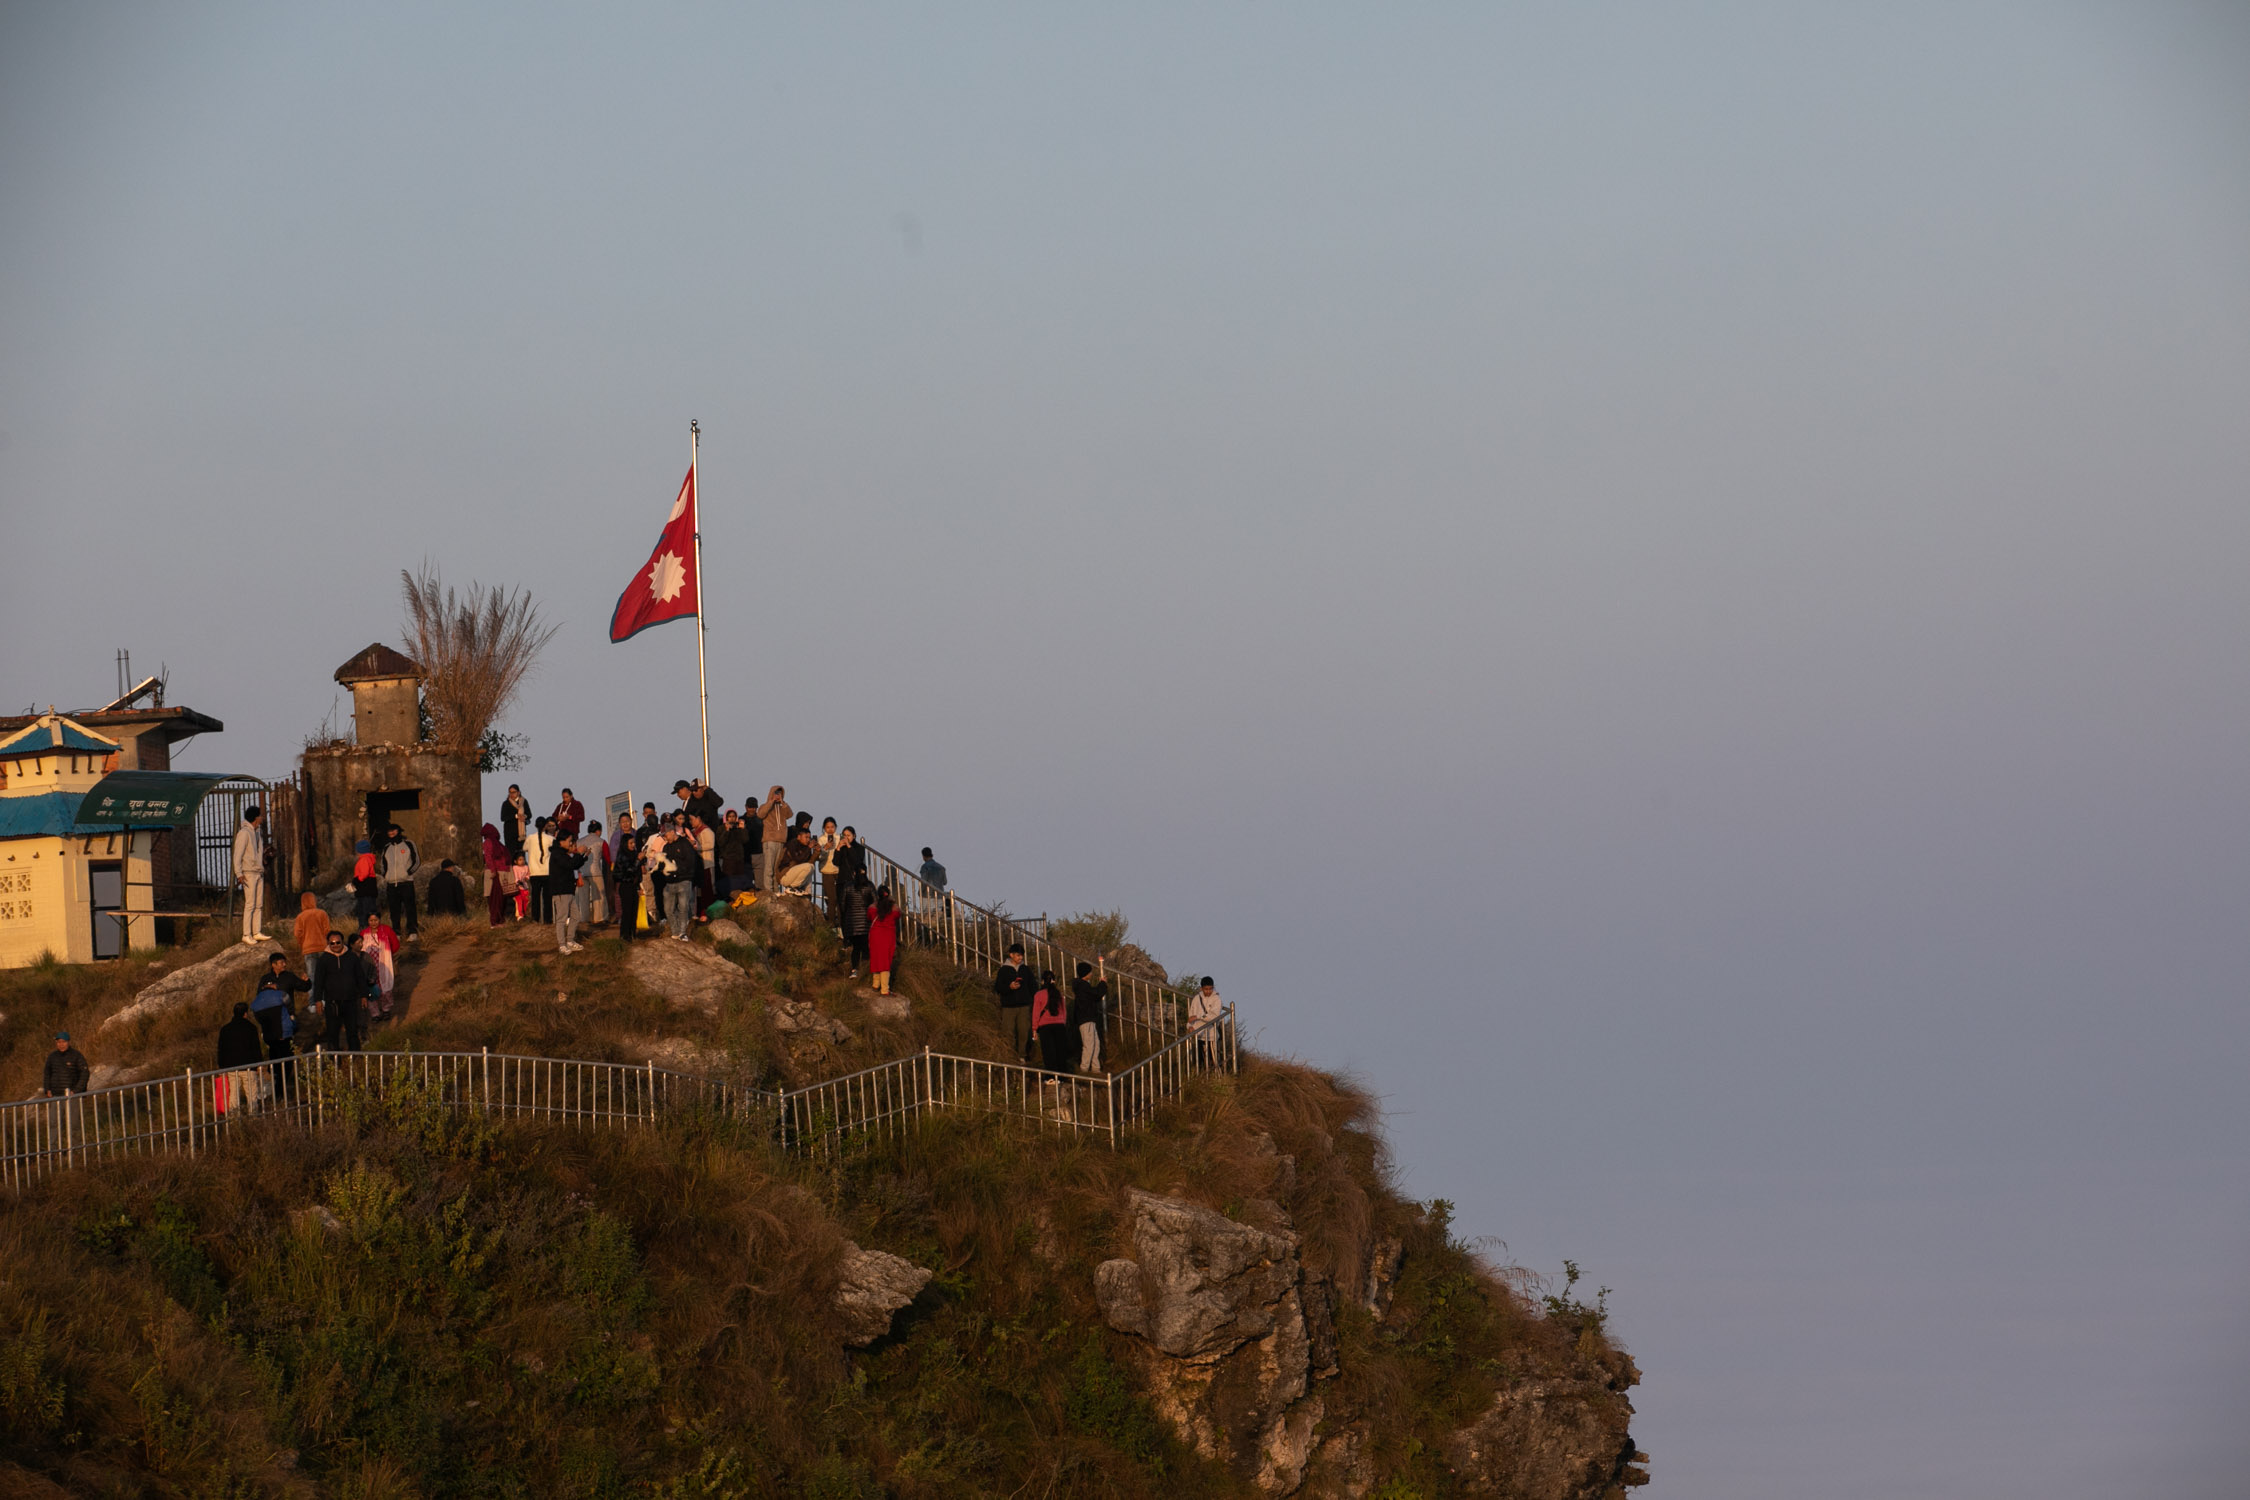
610,467,699,642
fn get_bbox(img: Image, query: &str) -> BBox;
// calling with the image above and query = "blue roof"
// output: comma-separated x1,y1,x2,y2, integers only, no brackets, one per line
0,717,119,759
0,791,125,840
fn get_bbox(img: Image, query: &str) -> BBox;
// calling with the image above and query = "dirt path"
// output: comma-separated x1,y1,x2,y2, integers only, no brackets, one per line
388,931,475,1025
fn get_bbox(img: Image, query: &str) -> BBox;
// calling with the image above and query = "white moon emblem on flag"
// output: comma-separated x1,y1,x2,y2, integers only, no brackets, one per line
647,550,688,603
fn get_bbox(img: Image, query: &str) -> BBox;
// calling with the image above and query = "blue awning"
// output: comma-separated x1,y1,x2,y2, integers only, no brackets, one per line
0,792,127,839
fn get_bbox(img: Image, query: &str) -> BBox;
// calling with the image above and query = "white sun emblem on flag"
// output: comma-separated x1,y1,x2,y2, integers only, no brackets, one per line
647,550,688,603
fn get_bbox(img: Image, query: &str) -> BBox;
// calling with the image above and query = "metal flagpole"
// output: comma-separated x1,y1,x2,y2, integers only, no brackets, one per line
691,420,710,784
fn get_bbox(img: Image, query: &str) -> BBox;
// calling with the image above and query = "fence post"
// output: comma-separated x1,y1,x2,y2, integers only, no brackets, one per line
481,1046,489,1112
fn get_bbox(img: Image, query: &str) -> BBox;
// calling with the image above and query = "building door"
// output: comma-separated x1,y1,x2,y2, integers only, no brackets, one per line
90,862,125,960
365,789,422,848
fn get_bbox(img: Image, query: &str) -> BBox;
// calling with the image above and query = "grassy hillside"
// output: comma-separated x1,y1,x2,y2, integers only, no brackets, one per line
0,903,1643,1499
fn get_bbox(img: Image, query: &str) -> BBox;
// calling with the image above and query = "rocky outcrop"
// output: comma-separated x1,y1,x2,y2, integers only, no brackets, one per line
834,1242,931,1345
625,937,750,1015
1440,1361,1649,1496
1096,1189,1324,1494
99,942,271,1034
704,918,748,945
771,998,852,1044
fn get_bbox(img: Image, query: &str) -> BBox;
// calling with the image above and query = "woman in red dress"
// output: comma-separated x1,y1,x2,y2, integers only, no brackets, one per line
867,887,901,996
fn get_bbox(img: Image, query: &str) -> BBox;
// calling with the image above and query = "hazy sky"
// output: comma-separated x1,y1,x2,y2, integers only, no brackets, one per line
4,5,2246,1495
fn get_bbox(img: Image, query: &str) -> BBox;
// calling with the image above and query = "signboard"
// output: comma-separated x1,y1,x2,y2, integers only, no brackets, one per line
75,772,232,828
604,791,633,853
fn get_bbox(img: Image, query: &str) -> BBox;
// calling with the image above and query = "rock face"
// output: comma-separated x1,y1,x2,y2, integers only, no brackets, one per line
863,992,910,1022
625,937,750,1015
704,918,748,945
1096,1189,1323,1494
99,941,271,1035
1441,1360,1650,1496
834,1242,932,1346
770,997,852,1044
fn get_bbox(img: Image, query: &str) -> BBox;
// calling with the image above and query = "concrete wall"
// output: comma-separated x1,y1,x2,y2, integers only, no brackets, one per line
0,832,158,969
302,743,481,885
349,677,421,748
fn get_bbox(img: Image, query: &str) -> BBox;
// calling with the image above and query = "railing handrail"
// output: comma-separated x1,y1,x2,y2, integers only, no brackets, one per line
2,1006,1240,1189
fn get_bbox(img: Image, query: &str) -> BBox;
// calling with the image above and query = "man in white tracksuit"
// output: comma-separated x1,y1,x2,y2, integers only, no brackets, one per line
233,806,268,943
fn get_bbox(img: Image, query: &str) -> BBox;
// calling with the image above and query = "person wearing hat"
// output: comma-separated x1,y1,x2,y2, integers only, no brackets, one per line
676,777,723,830
41,1032,89,1097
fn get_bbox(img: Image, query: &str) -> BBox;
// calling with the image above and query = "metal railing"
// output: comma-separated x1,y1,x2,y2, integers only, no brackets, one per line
2,1008,1239,1191
838,843,1195,1054
777,1003,1238,1156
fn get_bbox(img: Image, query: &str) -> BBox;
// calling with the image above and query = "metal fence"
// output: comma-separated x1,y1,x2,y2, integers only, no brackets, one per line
2,1006,1239,1192
844,843,1195,1053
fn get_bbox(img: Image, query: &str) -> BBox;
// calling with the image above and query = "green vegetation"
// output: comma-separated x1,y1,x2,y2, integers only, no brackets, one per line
0,900,1639,1497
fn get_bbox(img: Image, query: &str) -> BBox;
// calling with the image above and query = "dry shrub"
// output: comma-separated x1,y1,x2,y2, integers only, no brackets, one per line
399,562,558,752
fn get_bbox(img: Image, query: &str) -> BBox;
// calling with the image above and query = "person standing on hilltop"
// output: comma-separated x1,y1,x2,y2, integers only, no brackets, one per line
1071,961,1110,1075
840,874,873,979
1189,977,1224,1063
293,892,330,975
1032,970,1074,1081
351,839,382,924
814,818,843,922
550,833,585,953
758,786,791,892
995,942,1036,1063
215,1002,267,1114
665,822,703,938
481,824,510,926
553,788,586,840
692,813,718,918
613,829,643,940
867,886,901,996
833,826,867,898
233,804,269,943
42,1032,89,1098
311,931,368,1053
500,784,531,858
581,822,609,924
525,817,556,925
918,847,945,891
380,823,420,940
715,809,751,899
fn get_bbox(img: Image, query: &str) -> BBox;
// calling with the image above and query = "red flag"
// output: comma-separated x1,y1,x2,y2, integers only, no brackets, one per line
610,467,699,642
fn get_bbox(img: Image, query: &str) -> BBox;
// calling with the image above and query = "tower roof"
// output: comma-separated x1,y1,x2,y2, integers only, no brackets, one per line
335,643,424,684
0,713,121,760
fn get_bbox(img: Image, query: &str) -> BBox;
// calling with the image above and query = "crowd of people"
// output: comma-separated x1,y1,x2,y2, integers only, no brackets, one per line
476,778,928,995
34,781,1226,1114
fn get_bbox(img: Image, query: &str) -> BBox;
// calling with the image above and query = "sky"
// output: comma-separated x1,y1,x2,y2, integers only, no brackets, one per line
4,3,2247,1494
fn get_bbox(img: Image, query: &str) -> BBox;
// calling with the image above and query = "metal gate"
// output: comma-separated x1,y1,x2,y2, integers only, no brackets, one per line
193,777,275,889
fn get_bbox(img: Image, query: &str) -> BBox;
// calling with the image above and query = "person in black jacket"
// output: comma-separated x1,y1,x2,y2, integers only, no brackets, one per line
41,1032,90,1097
311,930,369,1052
1070,961,1110,1074
216,1001,267,1114
663,825,702,938
550,835,585,953
614,830,643,940
426,859,468,917
840,874,873,978
714,810,752,897
994,943,1035,1062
